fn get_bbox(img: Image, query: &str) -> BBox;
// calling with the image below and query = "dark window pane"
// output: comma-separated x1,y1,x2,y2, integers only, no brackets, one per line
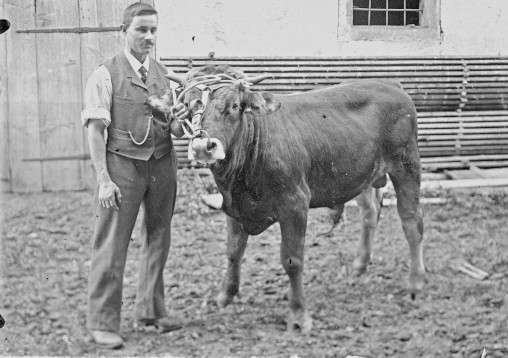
353,0,369,8
406,0,420,9
370,11,386,25
388,0,404,9
388,11,404,25
406,11,419,25
353,10,369,25
371,0,386,9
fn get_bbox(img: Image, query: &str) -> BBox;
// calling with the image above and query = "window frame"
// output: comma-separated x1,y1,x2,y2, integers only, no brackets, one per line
338,0,441,42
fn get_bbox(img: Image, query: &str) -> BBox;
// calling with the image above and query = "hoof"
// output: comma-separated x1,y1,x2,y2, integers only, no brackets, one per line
352,258,370,277
216,291,234,308
408,272,426,299
287,310,313,333
352,265,368,277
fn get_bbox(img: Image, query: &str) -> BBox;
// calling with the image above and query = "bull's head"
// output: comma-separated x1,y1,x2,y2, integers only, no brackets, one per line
146,65,279,165
184,81,281,165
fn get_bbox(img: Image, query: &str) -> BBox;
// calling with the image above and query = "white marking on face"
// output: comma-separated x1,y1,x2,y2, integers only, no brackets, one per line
188,137,225,164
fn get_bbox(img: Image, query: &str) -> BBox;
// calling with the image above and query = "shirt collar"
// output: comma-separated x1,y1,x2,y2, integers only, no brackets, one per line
123,48,150,74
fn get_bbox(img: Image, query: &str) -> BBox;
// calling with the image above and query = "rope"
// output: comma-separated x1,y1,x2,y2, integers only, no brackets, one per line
174,74,253,139
176,74,251,104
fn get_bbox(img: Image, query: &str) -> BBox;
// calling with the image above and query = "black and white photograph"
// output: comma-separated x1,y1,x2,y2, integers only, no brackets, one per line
1,0,507,357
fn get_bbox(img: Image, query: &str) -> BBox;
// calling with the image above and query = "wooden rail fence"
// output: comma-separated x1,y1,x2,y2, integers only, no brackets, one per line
160,56,508,172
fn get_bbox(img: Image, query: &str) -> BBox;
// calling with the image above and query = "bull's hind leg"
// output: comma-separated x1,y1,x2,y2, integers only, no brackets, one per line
352,186,383,276
389,143,426,297
279,204,312,333
217,215,249,307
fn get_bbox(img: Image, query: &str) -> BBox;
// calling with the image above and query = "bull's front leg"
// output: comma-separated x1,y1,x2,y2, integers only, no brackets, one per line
217,215,249,307
279,206,312,333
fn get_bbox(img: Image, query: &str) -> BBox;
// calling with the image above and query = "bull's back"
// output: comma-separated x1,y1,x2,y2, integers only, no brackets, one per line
277,79,417,153
270,79,417,205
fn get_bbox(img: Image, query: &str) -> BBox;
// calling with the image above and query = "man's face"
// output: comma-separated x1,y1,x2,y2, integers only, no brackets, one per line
124,14,158,57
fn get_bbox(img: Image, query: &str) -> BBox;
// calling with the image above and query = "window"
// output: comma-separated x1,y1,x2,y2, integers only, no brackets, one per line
353,0,421,26
338,0,441,42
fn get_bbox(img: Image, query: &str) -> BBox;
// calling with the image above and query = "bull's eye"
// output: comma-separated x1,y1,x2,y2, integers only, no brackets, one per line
231,103,239,110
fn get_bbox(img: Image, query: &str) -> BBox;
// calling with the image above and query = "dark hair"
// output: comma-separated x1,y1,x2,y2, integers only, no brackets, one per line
122,3,157,29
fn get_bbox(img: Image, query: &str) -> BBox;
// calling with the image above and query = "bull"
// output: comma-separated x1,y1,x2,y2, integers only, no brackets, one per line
148,65,425,332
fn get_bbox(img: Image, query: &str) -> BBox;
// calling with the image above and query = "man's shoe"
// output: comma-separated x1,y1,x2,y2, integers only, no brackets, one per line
135,315,184,333
88,330,124,349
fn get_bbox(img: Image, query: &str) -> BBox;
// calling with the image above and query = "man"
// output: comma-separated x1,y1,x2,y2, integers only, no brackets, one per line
81,3,188,349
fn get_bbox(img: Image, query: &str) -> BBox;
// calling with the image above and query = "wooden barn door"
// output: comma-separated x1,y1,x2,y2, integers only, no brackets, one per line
0,1,9,191
3,0,154,192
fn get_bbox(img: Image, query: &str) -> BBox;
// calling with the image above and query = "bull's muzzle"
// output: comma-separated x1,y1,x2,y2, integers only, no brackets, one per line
188,137,226,164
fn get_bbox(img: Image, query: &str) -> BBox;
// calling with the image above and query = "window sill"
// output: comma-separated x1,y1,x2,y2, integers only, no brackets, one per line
339,24,441,42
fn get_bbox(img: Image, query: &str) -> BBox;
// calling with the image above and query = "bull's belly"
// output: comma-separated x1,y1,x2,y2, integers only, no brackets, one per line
219,158,386,233
307,167,385,208
309,184,364,208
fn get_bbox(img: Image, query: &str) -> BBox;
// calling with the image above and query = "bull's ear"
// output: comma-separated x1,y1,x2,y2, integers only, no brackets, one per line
247,91,281,115
260,92,281,114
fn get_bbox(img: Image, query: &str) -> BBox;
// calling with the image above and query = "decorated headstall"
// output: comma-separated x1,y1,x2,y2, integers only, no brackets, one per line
165,72,269,140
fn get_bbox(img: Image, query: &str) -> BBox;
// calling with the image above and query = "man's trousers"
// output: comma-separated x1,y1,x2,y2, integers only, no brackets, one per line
86,149,178,332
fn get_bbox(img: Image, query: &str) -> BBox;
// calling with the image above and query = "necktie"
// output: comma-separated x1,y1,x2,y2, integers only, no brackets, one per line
139,66,147,83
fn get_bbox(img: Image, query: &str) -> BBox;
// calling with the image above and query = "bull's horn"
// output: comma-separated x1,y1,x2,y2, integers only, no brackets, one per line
243,74,270,85
165,72,184,85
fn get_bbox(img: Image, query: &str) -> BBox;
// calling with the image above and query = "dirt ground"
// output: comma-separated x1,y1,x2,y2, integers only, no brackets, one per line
1,170,508,358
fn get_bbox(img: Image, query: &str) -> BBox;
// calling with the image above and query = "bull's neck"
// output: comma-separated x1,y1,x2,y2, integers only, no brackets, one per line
211,114,262,190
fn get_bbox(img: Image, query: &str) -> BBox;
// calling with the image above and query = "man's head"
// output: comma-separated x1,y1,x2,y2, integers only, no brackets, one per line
120,3,158,61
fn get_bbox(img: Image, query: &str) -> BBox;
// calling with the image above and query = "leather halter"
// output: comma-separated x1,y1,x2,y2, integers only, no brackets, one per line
175,74,253,139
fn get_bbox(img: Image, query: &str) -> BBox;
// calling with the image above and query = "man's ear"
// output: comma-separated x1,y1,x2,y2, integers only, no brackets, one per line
246,91,281,115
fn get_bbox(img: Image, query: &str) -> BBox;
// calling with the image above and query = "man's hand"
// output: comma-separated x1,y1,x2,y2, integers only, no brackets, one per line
171,102,190,123
98,180,122,210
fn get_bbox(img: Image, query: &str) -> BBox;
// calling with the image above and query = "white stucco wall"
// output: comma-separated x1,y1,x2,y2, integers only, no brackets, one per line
156,0,508,58
440,0,508,56
156,0,338,57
